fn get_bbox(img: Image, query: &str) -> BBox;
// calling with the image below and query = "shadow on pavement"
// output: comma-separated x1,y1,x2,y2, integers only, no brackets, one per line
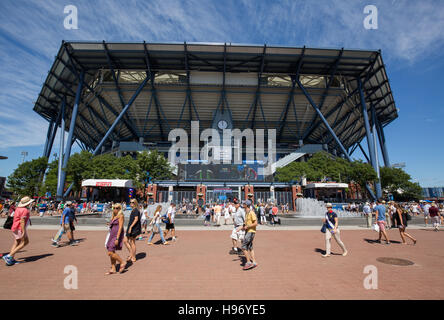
363,238,402,244
20,253,54,263
314,248,342,256
136,252,146,260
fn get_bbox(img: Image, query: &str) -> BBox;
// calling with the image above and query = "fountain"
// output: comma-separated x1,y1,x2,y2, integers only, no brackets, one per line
295,198,360,218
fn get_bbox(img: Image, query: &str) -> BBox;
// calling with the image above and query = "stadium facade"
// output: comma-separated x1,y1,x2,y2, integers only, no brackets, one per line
33,41,398,206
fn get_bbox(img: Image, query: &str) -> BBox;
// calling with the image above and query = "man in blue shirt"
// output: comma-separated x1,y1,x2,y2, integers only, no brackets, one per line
51,201,77,247
373,199,391,244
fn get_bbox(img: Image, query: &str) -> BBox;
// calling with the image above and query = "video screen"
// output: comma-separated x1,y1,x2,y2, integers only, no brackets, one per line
178,163,264,181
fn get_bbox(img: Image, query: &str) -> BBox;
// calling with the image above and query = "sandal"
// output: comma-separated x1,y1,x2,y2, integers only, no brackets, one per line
105,269,116,275
119,263,127,273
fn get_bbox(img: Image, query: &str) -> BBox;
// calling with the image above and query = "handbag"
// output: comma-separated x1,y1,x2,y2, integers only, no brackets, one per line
372,223,380,232
151,223,159,234
3,215,13,229
104,231,110,248
320,223,327,233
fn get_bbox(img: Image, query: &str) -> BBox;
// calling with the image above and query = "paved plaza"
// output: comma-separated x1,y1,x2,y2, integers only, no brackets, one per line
1,224,444,300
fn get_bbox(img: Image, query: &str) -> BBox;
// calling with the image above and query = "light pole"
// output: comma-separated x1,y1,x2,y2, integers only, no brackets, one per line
21,151,28,163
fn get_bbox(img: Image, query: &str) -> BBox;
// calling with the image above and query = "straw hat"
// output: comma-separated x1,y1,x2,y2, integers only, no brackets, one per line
17,196,34,208
326,203,333,208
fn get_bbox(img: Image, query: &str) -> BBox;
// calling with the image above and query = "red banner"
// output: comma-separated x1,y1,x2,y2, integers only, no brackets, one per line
96,182,112,187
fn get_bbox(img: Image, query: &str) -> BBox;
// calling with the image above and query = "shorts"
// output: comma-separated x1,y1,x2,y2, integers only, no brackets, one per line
166,223,175,230
231,227,245,241
432,216,441,225
377,221,386,231
69,221,75,231
141,220,148,227
241,232,255,251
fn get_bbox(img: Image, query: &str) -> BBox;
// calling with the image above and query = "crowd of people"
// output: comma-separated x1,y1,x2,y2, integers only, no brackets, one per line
360,200,444,231
200,201,281,227
1,195,443,272
0,199,107,218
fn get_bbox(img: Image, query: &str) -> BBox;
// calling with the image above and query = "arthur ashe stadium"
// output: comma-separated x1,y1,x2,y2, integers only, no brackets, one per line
33,41,397,208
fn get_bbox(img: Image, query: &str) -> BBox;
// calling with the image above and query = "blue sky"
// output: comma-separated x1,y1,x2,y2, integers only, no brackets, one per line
0,0,443,186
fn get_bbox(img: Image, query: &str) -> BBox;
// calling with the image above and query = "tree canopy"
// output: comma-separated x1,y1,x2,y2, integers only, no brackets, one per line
275,151,377,198
275,151,422,201
7,150,174,198
380,166,423,201
7,156,48,197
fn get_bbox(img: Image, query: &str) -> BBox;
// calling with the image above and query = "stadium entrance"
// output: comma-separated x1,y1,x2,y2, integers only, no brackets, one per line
206,187,240,203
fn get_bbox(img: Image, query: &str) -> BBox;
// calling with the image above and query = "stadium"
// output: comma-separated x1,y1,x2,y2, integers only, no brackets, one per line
33,41,398,208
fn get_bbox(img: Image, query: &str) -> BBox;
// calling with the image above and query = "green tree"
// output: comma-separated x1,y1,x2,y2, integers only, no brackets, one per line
349,160,378,195
136,150,174,184
275,161,311,182
65,151,93,192
43,159,59,196
7,156,48,197
380,166,422,201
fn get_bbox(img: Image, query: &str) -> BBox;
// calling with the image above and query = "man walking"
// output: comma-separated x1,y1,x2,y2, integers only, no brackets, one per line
363,202,372,228
51,201,75,247
322,203,348,258
423,201,431,227
374,199,391,244
229,200,245,255
214,203,222,226
240,201,258,270
429,202,442,231
164,202,177,241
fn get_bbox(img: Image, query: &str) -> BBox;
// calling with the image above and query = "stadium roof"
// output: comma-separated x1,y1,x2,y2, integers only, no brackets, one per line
33,41,398,155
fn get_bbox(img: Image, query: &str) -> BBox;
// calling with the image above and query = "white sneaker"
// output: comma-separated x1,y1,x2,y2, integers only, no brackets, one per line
322,254,330,258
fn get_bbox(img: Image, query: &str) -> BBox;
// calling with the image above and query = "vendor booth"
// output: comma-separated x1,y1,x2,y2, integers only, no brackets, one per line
81,179,136,203
304,182,348,203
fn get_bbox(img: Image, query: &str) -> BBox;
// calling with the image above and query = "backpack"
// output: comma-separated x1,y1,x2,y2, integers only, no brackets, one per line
161,214,169,224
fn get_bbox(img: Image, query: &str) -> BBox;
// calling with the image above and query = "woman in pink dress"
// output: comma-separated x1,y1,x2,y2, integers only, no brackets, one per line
105,203,126,274
2,196,33,266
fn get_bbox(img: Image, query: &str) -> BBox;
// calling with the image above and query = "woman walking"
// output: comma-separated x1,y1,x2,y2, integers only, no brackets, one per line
124,199,142,263
394,203,417,245
2,196,33,266
322,203,348,258
147,205,169,245
105,203,126,274
139,203,149,240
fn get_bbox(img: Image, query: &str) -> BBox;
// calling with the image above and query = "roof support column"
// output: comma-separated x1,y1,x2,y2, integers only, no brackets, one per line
375,114,390,167
298,77,377,200
58,71,84,200
56,98,66,200
358,77,382,199
45,107,63,159
93,75,150,155
296,78,351,161
43,119,55,158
